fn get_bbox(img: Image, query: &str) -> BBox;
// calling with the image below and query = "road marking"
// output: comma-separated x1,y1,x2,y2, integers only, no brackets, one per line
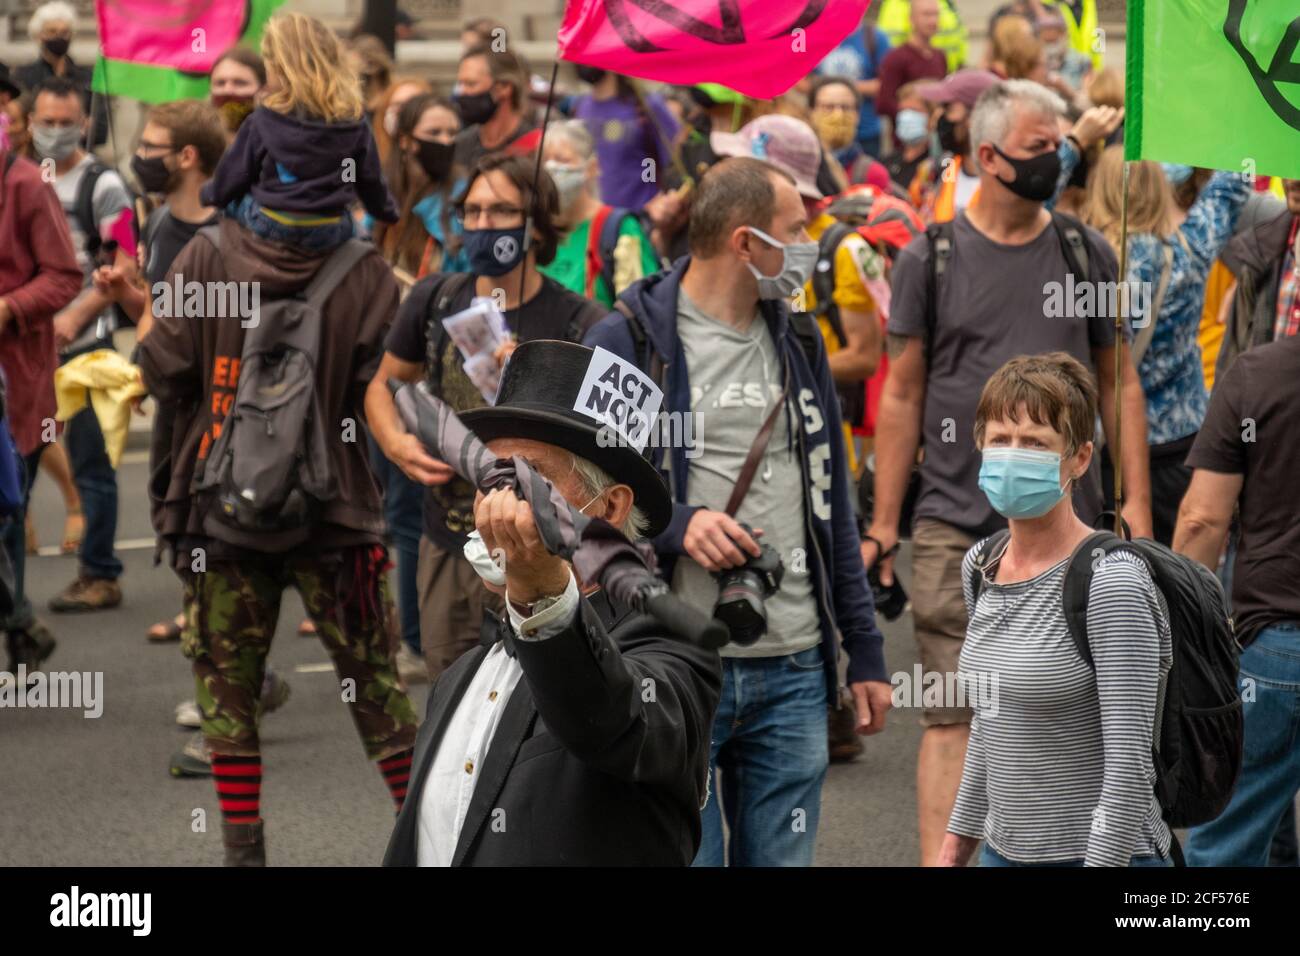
294,663,336,674
34,537,157,559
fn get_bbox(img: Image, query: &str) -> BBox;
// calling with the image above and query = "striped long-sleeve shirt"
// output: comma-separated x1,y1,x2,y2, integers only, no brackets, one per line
948,540,1173,866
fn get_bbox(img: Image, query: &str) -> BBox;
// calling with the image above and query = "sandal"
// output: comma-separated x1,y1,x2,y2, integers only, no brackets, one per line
147,613,186,643
60,510,84,555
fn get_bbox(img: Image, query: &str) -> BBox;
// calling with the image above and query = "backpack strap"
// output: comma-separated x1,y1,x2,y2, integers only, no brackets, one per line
1049,211,1091,284
1134,241,1174,365
967,529,1010,606
423,271,476,396
73,160,108,255
198,223,221,252
301,238,373,307
596,206,633,301
1061,530,1126,672
788,309,823,373
924,220,955,368
813,221,854,346
613,299,664,391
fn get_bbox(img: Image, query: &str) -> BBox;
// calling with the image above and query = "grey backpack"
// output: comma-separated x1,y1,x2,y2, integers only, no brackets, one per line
195,226,370,551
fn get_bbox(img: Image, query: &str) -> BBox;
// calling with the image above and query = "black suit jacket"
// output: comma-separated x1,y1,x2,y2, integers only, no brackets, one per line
383,590,721,866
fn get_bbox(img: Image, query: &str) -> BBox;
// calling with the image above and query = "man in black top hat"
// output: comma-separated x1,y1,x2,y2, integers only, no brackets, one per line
382,340,721,866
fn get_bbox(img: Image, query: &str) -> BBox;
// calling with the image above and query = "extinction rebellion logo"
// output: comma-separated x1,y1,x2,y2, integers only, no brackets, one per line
1225,1,1300,131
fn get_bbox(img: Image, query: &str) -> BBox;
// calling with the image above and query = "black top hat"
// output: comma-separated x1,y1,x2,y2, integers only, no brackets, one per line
0,63,20,101
460,340,673,537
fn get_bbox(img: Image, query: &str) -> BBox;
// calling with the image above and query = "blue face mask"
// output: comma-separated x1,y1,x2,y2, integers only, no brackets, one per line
463,225,528,276
1161,162,1194,186
978,447,1071,520
895,108,929,145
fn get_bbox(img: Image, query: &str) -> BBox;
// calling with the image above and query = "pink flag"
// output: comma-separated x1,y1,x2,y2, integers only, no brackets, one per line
96,0,251,74
558,0,871,99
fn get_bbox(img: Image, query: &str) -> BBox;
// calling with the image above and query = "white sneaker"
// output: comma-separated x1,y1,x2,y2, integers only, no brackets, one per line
395,643,429,685
174,699,201,728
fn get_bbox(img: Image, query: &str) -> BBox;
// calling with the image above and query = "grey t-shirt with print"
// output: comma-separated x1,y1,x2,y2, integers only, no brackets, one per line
670,289,821,659
887,211,1122,538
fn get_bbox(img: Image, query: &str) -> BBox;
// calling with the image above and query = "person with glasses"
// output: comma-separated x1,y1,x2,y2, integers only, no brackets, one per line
366,153,605,683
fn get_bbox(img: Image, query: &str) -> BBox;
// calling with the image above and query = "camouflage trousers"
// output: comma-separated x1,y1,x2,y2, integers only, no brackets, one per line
180,545,418,760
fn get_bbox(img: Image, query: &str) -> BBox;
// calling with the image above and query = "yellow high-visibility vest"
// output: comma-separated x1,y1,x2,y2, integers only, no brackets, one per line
1041,0,1102,71
875,0,969,73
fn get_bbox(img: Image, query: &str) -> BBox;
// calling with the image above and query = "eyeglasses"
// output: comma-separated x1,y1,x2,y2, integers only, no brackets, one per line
458,203,525,226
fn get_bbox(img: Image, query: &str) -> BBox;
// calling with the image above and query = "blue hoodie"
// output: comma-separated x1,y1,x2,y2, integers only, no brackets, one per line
583,258,888,701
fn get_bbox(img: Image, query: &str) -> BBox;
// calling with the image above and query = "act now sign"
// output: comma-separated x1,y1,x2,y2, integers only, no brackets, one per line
1126,1,1300,179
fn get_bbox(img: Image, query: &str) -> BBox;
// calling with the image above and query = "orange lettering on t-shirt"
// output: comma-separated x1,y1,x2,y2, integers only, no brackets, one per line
220,392,234,417
213,356,230,388
198,430,211,460
228,358,241,387
211,392,224,416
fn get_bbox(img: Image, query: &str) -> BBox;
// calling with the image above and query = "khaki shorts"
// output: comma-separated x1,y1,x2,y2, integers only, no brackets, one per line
910,517,978,727
417,536,504,680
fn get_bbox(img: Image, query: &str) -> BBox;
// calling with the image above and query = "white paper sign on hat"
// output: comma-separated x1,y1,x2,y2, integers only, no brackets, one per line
572,346,664,455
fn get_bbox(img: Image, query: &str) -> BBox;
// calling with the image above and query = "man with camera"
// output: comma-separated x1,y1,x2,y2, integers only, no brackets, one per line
585,156,893,867
382,340,720,866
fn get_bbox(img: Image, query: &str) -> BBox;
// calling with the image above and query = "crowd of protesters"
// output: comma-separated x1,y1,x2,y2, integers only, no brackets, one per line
1,0,1298,869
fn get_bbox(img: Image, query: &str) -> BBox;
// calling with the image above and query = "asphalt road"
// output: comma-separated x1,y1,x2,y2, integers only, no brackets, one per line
0,449,925,866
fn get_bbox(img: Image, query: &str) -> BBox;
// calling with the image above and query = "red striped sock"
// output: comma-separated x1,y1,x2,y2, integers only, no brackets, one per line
378,749,413,812
212,753,262,825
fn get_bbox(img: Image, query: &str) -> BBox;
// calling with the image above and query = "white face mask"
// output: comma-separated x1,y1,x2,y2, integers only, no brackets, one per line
744,226,818,300
544,159,587,212
462,491,603,586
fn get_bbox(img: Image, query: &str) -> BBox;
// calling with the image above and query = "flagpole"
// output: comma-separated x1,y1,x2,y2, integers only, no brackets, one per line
626,77,693,188
1113,160,1130,538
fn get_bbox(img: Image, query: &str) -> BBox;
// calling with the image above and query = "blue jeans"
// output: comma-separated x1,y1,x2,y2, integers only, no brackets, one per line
692,645,830,867
63,404,122,581
230,196,353,253
368,439,422,654
0,449,44,632
980,845,1172,867
1185,622,1300,866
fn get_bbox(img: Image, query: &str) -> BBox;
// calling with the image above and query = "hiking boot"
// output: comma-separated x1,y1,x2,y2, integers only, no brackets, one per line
169,731,212,778
222,820,266,867
260,670,291,715
5,621,57,674
174,699,201,729
48,576,122,613
828,691,864,764
396,643,429,686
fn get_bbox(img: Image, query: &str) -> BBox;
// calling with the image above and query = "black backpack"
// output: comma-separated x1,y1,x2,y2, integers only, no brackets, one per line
970,530,1243,846
195,227,371,551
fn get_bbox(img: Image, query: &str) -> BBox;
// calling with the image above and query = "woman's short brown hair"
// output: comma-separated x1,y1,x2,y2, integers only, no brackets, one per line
974,352,1098,456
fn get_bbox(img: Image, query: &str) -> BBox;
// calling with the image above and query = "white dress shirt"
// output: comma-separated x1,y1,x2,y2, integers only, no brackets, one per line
416,572,581,866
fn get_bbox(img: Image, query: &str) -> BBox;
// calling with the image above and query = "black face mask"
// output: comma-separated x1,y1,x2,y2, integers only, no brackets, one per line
453,90,497,127
936,115,966,154
43,37,70,59
414,138,454,182
131,152,176,195
992,144,1062,203
575,65,606,85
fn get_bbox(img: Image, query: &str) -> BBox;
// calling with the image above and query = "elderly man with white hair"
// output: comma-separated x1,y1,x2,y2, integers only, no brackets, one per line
16,1,106,147
863,77,1153,865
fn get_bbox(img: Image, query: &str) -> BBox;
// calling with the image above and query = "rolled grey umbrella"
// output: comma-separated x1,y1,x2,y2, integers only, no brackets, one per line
390,379,728,649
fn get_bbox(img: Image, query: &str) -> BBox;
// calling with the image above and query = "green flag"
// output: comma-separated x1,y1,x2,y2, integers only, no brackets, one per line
92,0,284,104
1127,0,1300,179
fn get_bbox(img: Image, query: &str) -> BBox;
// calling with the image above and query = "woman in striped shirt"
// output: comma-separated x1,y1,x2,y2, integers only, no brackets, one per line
938,352,1174,867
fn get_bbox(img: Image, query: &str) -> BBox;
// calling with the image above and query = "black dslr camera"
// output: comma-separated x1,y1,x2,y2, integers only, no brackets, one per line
712,523,785,646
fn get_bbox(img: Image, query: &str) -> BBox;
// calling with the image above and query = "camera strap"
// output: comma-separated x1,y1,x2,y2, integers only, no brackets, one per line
723,369,790,517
